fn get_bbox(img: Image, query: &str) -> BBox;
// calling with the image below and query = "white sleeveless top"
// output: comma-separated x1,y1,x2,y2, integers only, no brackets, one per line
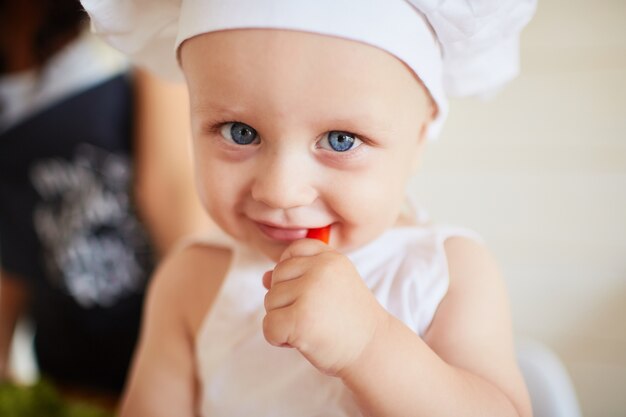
195,223,479,416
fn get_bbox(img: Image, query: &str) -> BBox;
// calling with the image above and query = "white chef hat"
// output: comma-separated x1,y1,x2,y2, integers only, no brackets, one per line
81,0,536,139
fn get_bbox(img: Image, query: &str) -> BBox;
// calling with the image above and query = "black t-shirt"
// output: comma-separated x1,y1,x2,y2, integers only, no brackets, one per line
0,74,156,394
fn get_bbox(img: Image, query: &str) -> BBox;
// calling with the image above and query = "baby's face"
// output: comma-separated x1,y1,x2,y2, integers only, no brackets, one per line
181,29,433,260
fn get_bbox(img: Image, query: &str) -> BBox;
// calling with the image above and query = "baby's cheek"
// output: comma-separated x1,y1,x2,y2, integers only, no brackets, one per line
330,186,400,249
348,178,404,217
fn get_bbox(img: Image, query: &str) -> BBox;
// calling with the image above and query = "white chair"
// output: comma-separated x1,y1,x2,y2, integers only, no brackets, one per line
517,340,583,417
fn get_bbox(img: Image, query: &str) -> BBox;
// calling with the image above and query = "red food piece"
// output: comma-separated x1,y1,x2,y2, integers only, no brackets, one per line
306,225,331,244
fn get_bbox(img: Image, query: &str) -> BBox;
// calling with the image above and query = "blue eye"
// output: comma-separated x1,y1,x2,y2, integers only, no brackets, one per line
220,122,259,145
319,131,363,152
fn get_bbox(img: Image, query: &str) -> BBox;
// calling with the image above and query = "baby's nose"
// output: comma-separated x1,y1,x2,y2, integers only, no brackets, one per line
251,152,317,209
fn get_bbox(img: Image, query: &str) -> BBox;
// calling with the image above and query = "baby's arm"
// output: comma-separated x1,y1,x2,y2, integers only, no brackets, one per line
264,237,531,417
119,245,230,417
339,237,532,417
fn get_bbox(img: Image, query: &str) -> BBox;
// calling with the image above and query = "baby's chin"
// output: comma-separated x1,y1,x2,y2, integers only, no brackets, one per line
251,239,291,263
259,246,284,263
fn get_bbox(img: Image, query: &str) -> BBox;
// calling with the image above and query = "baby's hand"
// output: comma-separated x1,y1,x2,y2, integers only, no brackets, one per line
262,239,389,377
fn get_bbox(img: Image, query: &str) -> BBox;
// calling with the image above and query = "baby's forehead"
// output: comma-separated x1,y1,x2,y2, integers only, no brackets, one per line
182,29,431,120
181,29,430,130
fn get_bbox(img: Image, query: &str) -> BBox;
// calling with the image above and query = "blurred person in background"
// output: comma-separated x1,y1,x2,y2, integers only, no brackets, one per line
0,0,210,409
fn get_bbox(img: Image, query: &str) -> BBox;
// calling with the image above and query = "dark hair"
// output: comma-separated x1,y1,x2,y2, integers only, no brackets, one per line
0,0,87,73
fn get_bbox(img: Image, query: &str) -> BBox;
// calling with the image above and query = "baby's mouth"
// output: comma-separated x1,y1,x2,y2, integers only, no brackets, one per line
256,222,308,241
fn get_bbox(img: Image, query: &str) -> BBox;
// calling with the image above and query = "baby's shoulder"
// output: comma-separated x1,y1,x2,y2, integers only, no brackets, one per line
436,236,505,321
158,240,233,279
147,241,234,337
442,235,500,285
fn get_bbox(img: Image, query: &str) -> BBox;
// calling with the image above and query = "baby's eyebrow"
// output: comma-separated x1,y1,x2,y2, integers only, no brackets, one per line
190,101,249,120
326,116,393,135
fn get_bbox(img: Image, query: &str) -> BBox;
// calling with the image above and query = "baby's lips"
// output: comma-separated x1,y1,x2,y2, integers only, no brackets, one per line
305,225,331,244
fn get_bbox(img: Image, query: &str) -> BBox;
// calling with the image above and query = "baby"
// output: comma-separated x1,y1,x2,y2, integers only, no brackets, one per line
82,0,537,416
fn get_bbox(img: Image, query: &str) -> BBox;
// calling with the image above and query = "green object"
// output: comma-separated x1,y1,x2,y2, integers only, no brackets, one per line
0,379,113,417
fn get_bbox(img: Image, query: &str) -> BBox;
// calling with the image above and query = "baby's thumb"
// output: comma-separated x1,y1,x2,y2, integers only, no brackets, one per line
262,270,273,289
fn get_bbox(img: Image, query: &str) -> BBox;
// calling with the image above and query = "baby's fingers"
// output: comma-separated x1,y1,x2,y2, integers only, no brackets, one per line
264,278,301,311
269,255,312,287
263,306,297,348
262,270,272,290
279,238,333,262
